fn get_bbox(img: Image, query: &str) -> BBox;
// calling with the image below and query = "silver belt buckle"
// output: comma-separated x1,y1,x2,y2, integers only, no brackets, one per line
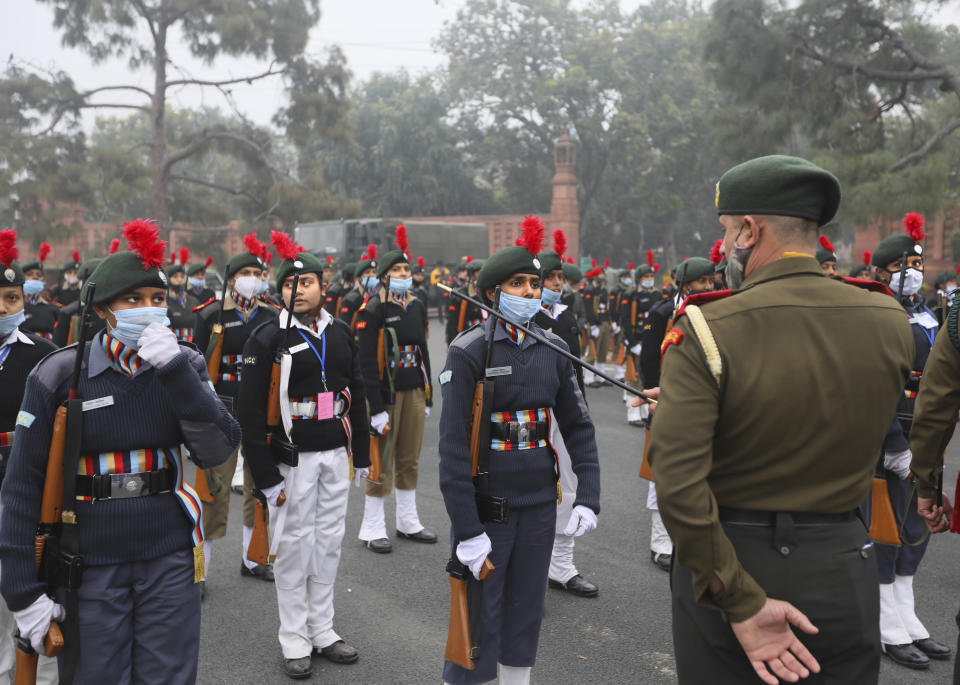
110,473,145,498
400,350,417,366
333,397,346,417
513,422,532,443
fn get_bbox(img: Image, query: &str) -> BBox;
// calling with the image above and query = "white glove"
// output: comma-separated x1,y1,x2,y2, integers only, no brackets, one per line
137,322,181,368
353,467,370,488
262,482,285,506
630,343,642,356
884,449,913,480
370,411,390,435
425,406,431,418
456,532,493,580
14,595,65,655
590,325,600,338
563,505,598,537
612,322,621,335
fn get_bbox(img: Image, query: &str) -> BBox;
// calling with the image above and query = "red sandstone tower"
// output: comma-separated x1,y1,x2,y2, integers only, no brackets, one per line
549,131,580,261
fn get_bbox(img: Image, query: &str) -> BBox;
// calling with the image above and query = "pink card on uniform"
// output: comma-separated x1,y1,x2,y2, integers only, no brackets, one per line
316,392,335,420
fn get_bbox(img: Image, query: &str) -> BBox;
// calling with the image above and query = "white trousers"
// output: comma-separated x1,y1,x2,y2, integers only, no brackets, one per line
647,483,672,555
274,446,350,659
550,411,580,584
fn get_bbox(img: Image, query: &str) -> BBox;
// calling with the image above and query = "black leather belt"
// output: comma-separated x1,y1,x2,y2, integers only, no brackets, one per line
718,507,857,526
76,468,176,500
489,421,549,444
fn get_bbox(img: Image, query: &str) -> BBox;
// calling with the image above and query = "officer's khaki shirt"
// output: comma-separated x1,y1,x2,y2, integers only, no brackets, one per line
649,256,913,621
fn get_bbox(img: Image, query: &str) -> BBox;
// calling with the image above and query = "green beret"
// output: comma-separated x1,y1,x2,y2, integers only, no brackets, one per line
376,250,410,278
20,261,42,273
78,259,101,282
354,259,376,278
815,247,836,264
675,257,716,285
0,261,25,287
226,252,263,279
477,246,541,296
872,233,923,268
62,260,80,272
86,252,168,305
186,262,207,277
933,270,954,286
562,263,582,283
537,251,562,276
465,259,484,274
342,262,357,279
635,265,654,277
715,257,727,274
166,264,186,278
849,264,871,278
716,155,841,227
275,252,325,292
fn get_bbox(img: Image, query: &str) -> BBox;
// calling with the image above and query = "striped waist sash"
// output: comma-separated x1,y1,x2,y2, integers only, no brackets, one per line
489,408,549,451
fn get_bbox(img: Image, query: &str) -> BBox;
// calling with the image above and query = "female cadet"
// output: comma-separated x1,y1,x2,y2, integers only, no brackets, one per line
0,218,240,684
356,226,435,552
165,247,199,343
439,216,600,685
20,244,59,342
0,230,58,685
240,233,370,679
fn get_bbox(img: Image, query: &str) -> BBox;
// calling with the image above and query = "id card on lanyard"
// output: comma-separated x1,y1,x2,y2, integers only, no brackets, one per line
297,329,335,420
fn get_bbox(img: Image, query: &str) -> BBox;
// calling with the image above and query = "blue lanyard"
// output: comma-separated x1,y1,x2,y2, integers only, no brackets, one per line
0,343,12,369
296,327,328,389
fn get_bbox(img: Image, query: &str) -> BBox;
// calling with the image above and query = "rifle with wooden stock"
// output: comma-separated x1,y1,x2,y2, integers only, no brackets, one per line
19,284,97,684
248,268,302,566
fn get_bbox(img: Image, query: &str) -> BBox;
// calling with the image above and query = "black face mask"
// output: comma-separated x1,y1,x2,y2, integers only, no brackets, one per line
724,224,752,290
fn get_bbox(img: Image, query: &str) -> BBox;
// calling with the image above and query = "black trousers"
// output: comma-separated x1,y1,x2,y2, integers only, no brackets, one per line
672,516,881,685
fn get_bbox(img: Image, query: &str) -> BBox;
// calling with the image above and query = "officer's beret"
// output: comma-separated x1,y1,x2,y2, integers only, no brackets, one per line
85,219,169,305
674,257,715,286
716,155,841,227
872,212,926,268
477,217,545,299
562,263,582,283
275,252,325,292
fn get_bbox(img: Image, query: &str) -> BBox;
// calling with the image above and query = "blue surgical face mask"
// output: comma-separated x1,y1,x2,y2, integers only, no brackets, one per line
108,307,170,350
498,291,542,325
562,283,572,293
0,309,25,336
389,276,412,294
258,278,269,295
541,287,562,307
362,276,379,293
188,277,206,290
23,280,44,296
620,277,633,288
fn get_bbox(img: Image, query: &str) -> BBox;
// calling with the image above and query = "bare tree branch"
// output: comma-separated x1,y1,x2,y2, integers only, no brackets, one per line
162,128,268,172
165,64,284,89
891,116,960,171
80,84,153,99
168,174,263,204
793,39,950,82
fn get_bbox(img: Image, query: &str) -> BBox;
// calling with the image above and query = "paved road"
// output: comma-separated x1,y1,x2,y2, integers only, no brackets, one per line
196,319,960,684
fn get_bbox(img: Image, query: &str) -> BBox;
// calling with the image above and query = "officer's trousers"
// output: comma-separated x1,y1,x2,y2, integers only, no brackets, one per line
63,548,201,685
274,447,350,659
874,471,929,581
549,411,579,584
672,516,880,684
442,503,556,685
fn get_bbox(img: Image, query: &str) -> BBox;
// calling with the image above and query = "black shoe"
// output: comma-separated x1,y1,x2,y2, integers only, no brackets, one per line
650,551,671,572
316,640,359,664
914,637,951,660
240,562,275,582
396,529,438,544
284,656,312,680
883,643,930,669
231,484,243,495
548,574,599,598
365,538,393,553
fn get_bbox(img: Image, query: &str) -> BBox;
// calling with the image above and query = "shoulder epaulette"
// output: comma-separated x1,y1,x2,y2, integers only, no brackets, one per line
840,276,893,297
674,289,733,321
192,296,216,312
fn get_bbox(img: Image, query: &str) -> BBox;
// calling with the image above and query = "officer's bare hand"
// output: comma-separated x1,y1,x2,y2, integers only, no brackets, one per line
730,598,820,685
632,387,659,414
918,495,953,533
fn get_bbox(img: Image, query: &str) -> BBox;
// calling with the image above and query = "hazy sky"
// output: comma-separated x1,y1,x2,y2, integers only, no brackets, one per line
2,0,958,132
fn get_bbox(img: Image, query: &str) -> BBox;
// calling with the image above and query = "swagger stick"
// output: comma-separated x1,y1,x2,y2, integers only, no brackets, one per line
438,283,656,404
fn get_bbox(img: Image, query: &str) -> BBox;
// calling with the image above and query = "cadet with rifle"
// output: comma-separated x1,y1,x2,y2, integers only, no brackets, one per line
620,252,661,427
438,216,600,685
445,257,484,346
192,233,279,585
52,259,105,348
0,218,240,684
20,245,60,343
338,252,378,326
240,232,370,680
0,230,59,685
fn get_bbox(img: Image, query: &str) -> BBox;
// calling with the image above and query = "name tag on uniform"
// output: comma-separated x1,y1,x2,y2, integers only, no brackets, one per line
385,316,401,323
224,321,243,328
910,312,938,329
289,342,309,354
316,392,335,420
485,366,512,377
82,396,114,412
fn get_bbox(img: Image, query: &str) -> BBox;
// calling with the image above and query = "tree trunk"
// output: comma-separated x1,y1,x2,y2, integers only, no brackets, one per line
151,23,169,229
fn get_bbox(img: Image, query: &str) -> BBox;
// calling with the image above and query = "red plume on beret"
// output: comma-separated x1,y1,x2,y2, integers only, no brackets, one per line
179,246,189,266
552,229,567,258
465,255,473,264
72,250,80,265
566,257,574,264
709,239,723,265
584,268,602,279
243,232,263,258
591,258,597,268
204,256,213,268
603,258,610,269
109,238,121,254
366,244,377,261
818,235,835,253
417,256,425,269
904,211,926,242
38,242,51,264
654,263,661,274
270,230,302,262
956,263,960,276
121,218,166,270
646,250,654,267
395,224,409,257
326,255,333,265
0,229,18,268
862,251,871,266
265,252,273,265
628,262,634,270
516,215,545,256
